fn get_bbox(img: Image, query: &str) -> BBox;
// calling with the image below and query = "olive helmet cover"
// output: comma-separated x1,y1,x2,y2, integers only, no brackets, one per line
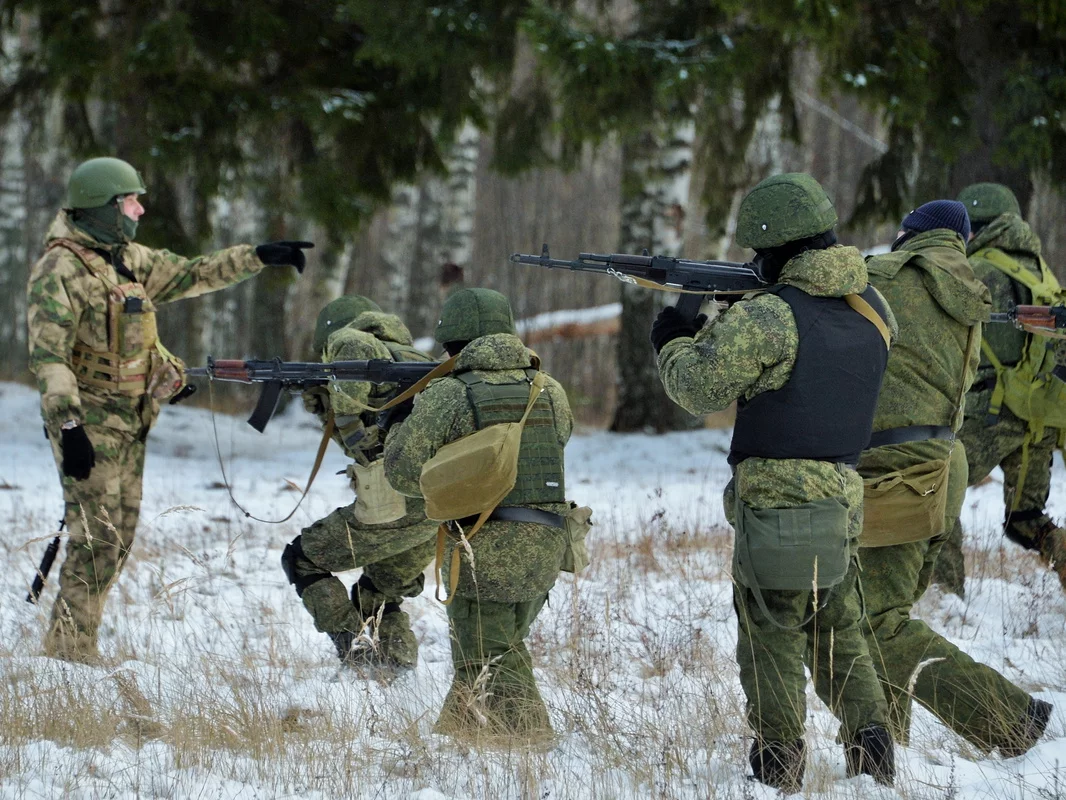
66,157,147,209
735,173,838,249
434,288,516,345
312,295,382,354
956,183,1022,224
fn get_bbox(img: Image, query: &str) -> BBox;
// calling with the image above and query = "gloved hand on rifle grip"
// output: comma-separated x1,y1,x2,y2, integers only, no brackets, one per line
255,240,314,273
61,424,96,481
301,386,331,416
650,306,708,354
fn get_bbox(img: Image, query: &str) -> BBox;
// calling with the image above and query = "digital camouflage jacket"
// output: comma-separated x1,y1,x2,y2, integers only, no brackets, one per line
658,246,897,514
27,211,265,433
859,229,991,476
383,333,573,603
318,310,434,462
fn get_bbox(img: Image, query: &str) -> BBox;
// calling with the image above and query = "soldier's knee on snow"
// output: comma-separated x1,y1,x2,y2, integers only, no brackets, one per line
281,536,330,597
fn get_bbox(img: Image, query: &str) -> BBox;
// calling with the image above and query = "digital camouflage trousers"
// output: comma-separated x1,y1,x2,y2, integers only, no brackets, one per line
935,396,1061,595
860,444,1033,749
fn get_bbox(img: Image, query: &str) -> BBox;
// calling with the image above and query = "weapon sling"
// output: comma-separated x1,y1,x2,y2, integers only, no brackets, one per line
203,356,457,524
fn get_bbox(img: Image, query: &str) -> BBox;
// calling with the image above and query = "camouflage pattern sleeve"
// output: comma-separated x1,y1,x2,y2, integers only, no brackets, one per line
26,248,85,424
384,378,473,498
128,243,266,305
544,374,574,446
323,328,392,419
656,294,798,415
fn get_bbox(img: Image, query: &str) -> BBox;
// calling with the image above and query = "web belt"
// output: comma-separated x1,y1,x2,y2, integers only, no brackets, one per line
867,425,954,448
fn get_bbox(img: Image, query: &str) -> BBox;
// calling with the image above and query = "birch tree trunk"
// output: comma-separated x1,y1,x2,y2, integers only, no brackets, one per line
381,122,481,339
610,120,698,432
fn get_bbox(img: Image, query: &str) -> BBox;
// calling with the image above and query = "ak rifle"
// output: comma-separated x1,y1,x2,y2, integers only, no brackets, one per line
509,244,766,320
186,357,441,432
989,305,1066,339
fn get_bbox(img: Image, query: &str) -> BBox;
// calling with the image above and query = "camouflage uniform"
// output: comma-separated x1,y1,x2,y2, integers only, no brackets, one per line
27,211,266,661
935,214,1066,595
384,332,574,742
857,228,1042,753
284,310,438,668
658,246,892,746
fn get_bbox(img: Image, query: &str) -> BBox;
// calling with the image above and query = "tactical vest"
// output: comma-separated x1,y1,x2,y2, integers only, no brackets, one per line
457,368,565,505
730,284,891,466
49,239,184,399
975,248,1066,432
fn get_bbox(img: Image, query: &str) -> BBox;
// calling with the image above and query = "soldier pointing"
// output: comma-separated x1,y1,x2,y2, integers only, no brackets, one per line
27,156,310,664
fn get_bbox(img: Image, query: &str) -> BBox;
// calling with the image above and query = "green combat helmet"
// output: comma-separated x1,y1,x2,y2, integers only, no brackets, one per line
736,173,838,249
956,183,1022,224
66,157,147,209
312,295,382,354
435,288,515,345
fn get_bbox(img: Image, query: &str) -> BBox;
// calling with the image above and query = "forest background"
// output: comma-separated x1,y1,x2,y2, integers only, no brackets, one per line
1,0,1063,429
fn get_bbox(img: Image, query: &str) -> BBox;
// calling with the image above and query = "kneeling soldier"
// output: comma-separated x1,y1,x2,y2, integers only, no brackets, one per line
654,173,895,791
281,296,438,670
385,288,585,744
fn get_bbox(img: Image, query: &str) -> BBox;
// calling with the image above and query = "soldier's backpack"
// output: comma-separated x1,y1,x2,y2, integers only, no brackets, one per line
975,248,1066,506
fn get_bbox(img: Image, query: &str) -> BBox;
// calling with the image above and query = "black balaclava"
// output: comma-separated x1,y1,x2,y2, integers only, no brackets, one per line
753,230,838,283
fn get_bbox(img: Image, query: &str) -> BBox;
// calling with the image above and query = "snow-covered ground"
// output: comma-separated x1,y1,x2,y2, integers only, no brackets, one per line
1,379,1064,799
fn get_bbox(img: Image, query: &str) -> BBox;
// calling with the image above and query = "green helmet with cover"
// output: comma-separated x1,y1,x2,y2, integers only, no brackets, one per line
735,173,838,249
956,183,1022,224
435,288,516,345
66,157,147,209
312,295,382,354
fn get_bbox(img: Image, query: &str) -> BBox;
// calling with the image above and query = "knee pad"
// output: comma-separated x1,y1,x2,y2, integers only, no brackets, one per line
281,536,330,597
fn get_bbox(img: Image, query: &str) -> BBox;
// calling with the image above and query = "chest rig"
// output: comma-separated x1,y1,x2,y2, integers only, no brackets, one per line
50,239,183,399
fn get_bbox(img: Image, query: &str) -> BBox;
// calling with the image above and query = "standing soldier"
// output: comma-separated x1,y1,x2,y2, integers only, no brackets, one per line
384,288,587,744
281,296,438,670
935,184,1066,596
654,174,896,791
27,157,310,664
857,200,1051,756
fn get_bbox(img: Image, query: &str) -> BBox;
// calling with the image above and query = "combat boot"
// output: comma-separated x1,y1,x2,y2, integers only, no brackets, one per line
749,738,805,793
843,724,895,786
999,698,1053,758
342,576,419,670
1006,511,1066,590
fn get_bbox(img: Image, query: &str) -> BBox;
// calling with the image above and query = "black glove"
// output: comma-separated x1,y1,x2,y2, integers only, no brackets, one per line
377,397,415,432
255,240,314,273
60,425,96,481
650,306,707,354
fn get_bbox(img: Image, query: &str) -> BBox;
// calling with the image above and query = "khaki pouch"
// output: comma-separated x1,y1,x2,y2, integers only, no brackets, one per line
860,458,949,547
561,503,593,574
349,459,407,524
420,372,546,522
146,342,187,402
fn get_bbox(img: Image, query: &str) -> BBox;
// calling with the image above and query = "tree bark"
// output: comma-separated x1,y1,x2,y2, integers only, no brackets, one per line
610,121,699,433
